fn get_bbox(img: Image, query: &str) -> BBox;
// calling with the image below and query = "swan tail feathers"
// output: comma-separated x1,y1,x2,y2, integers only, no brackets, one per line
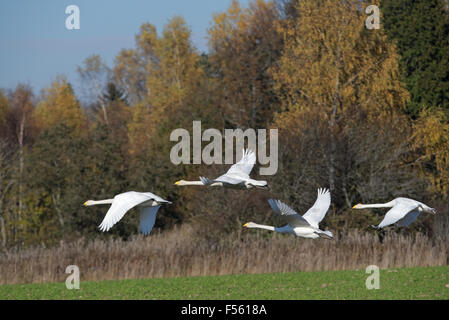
318,230,334,240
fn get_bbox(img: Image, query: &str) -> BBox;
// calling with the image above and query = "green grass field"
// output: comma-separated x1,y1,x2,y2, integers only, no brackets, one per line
1,266,448,300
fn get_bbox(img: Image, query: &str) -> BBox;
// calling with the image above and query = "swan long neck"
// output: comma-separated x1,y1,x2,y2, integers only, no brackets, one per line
175,180,224,187
356,201,395,209
248,223,276,232
175,180,205,186
84,199,114,206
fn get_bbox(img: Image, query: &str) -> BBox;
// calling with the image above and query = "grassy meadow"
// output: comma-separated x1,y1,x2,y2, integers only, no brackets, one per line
1,266,448,300
1,225,448,300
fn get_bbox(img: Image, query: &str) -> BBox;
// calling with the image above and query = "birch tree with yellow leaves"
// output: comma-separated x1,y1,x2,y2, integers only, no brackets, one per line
35,77,87,135
208,0,282,129
270,0,420,214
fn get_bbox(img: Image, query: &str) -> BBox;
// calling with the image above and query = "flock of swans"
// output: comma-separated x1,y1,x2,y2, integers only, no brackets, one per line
84,149,436,238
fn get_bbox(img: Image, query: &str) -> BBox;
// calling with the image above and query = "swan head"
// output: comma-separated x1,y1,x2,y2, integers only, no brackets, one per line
352,203,361,209
174,180,186,186
243,222,257,228
83,200,95,206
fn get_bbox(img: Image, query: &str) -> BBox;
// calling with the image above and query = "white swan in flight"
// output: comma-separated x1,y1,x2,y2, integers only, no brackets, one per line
175,149,269,190
244,188,333,239
352,197,436,229
83,191,171,235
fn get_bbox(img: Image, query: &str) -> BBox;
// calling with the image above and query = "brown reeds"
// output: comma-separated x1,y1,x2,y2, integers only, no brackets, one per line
0,224,447,285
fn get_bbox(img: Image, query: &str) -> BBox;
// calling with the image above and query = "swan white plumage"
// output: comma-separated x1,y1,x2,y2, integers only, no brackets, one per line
243,188,333,239
83,191,171,235
352,197,436,229
175,149,269,190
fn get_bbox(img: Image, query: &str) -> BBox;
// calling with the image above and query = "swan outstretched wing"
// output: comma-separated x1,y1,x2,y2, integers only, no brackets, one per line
225,149,256,178
395,209,421,227
268,199,311,227
377,202,419,228
99,192,163,232
200,174,246,186
142,192,171,204
140,205,161,235
302,188,331,228
214,174,246,185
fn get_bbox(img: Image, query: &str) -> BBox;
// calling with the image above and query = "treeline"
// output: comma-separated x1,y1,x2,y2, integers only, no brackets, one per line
1,0,449,250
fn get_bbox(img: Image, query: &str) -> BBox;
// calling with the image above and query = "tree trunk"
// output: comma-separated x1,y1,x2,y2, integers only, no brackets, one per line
0,216,6,250
52,192,65,228
0,180,13,249
328,43,342,193
328,69,339,193
18,115,24,219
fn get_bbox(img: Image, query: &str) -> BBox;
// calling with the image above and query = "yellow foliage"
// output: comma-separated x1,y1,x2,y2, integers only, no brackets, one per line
35,78,86,135
207,0,282,128
0,90,8,130
127,16,206,154
127,102,151,156
272,0,409,125
147,16,203,115
413,109,449,197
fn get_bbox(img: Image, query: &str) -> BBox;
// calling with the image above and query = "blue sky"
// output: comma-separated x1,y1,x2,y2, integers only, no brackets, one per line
0,0,251,94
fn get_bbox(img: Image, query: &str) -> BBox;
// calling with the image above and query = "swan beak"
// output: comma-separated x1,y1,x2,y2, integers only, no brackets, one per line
83,201,87,206
352,204,360,209
174,181,180,185
243,223,248,227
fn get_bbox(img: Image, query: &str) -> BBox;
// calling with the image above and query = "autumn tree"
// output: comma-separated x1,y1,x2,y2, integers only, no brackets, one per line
120,16,218,230
0,140,15,249
77,55,111,124
80,122,133,238
0,92,10,247
164,0,288,237
0,90,8,139
35,77,87,135
208,0,283,129
24,124,87,240
119,17,215,153
99,82,131,164
113,23,158,105
270,0,417,218
412,108,449,198
3,84,38,245
19,78,86,243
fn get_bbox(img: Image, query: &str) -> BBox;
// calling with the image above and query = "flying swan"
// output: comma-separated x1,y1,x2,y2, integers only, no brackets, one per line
352,197,436,229
83,191,171,235
243,188,333,239
174,149,269,190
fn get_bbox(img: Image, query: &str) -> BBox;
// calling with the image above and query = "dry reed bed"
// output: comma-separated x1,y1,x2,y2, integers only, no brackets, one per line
0,225,448,285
